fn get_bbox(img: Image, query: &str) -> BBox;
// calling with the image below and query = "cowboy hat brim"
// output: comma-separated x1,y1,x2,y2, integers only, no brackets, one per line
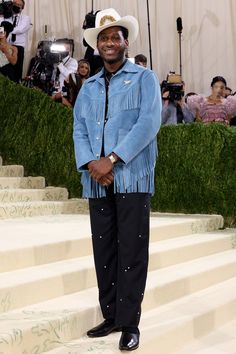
83,15,139,50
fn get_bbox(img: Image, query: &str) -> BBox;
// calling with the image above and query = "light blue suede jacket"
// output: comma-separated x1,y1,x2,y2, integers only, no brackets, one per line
73,60,162,198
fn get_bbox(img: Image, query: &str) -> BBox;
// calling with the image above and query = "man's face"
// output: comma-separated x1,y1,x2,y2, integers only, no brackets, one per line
13,0,24,11
97,26,128,64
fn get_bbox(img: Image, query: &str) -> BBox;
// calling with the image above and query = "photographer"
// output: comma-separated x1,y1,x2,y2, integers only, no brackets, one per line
0,20,17,81
3,0,32,83
83,10,103,76
161,75,194,125
51,42,78,102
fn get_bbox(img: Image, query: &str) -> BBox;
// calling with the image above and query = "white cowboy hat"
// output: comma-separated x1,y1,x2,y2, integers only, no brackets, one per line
84,8,139,50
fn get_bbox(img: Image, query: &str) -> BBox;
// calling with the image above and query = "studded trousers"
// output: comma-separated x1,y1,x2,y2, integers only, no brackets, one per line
88,187,150,327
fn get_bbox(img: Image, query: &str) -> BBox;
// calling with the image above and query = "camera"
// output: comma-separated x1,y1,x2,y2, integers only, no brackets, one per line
0,0,13,18
161,72,184,102
61,85,68,97
82,11,100,30
23,38,74,94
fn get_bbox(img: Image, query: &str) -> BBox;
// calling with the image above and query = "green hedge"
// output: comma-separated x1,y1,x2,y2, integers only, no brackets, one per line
0,75,236,226
0,75,82,197
154,123,236,226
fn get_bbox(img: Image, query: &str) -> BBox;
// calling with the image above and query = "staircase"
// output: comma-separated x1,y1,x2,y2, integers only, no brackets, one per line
0,157,88,218
0,157,235,354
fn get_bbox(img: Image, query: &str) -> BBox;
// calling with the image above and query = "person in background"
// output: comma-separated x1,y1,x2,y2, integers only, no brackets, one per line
161,86,194,125
185,92,197,103
62,59,90,108
187,76,236,125
5,0,31,82
0,21,17,81
51,43,78,102
73,8,161,351
134,53,147,68
223,86,232,98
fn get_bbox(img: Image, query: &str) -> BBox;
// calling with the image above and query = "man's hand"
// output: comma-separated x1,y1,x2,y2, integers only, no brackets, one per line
88,157,113,181
52,92,62,101
97,172,114,186
162,91,170,106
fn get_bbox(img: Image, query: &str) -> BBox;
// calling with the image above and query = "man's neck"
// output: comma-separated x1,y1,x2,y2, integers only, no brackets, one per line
104,58,126,73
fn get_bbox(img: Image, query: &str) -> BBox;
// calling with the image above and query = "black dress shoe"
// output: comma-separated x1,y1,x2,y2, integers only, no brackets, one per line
87,320,121,338
119,331,140,351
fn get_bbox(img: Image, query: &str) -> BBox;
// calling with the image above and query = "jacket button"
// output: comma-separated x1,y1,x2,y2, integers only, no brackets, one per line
96,154,99,157
97,121,101,125
96,137,99,140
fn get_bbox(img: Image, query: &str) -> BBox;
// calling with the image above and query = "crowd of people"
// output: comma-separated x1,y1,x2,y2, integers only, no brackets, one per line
1,0,236,126
1,3,236,351
0,0,31,83
161,76,236,126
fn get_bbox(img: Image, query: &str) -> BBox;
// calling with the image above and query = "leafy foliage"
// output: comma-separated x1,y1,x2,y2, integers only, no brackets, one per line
0,75,235,225
0,75,81,197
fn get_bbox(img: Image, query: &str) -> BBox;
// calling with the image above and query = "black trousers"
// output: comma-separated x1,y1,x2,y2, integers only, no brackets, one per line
89,187,150,327
14,45,24,83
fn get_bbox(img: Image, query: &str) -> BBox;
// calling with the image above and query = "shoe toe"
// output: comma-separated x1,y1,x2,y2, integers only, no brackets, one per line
119,332,139,351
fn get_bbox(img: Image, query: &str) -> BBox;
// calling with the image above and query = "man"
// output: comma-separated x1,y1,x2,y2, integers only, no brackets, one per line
51,42,78,101
134,53,147,68
5,0,32,82
162,89,194,125
161,79,194,125
73,8,161,351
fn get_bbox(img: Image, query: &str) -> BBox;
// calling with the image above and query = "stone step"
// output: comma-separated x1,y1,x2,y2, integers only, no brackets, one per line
150,213,223,242
144,249,236,310
1,276,236,354
0,247,235,315
0,200,85,219
174,319,236,354
0,187,69,203
0,215,92,272
148,229,235,270
0,176,45,189
0,165,24,177
0,215,226,272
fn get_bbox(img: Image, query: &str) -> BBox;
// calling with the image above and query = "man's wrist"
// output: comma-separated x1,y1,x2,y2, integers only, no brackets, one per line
108,154,116,164
88,160,97,169
108,153,119,164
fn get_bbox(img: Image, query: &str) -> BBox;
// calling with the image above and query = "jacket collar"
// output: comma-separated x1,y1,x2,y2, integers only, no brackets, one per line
88,60,139,85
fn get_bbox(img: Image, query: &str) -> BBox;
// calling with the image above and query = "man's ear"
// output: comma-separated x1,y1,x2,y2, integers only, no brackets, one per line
125,39,129,48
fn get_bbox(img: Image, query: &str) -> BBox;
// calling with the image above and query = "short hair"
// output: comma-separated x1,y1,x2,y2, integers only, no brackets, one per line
211,76,227,87
135,54,147,64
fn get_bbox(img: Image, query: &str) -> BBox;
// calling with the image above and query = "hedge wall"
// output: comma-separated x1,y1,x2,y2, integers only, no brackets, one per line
0,75,82,197
154,123,236,226
0,75,236,226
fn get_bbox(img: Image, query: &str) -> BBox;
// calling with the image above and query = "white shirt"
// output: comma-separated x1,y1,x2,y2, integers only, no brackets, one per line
6,13,32,48
57,55,78,91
